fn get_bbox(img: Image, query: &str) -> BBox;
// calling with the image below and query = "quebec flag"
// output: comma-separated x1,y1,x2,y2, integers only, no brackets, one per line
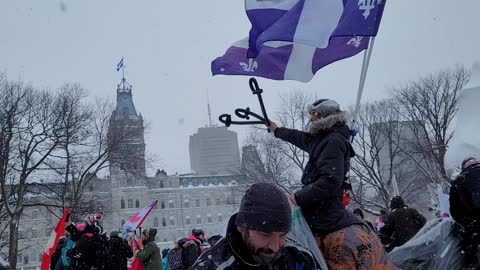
122,200,158,235
212,0,385,82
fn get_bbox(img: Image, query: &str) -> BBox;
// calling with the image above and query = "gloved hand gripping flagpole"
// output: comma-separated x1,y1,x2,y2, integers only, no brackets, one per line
219,78,271,132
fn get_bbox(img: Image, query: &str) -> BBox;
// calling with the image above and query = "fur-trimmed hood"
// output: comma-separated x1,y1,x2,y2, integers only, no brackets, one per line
308,111,347,134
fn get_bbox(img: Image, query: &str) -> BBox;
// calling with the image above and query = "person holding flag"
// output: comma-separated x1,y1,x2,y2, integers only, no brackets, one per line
41,209,70,270
267,99,394,269
134,228,162,270
122,200,158,270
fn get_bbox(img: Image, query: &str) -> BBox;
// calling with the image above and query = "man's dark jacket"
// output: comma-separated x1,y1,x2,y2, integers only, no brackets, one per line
105,235,133,270
380,207,426,250
275,120,360,235
189,214,318,270
449,162,480,265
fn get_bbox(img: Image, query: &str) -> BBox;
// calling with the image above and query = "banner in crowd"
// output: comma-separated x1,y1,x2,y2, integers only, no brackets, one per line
40,208,70,270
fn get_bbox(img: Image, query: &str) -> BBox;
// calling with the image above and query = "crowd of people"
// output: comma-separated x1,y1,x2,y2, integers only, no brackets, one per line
49,98,480,269
50,214,218,270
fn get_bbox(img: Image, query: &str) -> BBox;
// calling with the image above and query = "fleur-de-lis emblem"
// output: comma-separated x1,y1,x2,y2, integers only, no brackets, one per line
347,37,363,48
358,0,382,19
240,58,258,72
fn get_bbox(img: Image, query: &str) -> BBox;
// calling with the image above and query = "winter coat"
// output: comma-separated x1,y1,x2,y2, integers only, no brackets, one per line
190,213,318,270
136,241,162,270
178,238,201,268
274,115,360,235
450,163,480,227
51,238,66,270
449,163,480,265
105,236,133,270
69,232,109,270
380,206,426,251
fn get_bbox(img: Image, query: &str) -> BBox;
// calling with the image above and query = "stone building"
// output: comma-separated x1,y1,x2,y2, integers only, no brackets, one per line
4,76,245,269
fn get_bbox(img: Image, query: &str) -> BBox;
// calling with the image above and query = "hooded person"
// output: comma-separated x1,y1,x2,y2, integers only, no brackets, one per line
65,215,109,270
161,248,170,270
135,228,162,270
190,183,318,270
380,196,426,252
449,157,480,266
267,99,394,269
105,230,133,270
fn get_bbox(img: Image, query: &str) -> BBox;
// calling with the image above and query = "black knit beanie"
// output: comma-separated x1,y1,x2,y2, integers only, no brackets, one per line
390,196,406,210
235,183,292,233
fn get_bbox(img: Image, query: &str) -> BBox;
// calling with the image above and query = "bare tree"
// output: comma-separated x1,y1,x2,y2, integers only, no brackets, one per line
243,90,313,192
350,100,430,214
275,90,313,173
393,66,470,182
241,132,298,194
0,74,63,269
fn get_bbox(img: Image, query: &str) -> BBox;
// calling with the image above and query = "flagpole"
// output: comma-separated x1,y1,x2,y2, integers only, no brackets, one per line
351,36,376,128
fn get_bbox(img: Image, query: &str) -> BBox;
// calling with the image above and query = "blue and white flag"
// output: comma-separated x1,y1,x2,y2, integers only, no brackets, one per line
212,0,385,82
116,57,124,72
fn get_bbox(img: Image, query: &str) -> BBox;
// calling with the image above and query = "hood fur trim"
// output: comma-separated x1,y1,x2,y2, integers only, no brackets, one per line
308,112,347,134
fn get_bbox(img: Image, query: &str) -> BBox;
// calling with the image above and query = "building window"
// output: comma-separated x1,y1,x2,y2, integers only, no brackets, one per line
32,228,38,238
196,215,201,225
168,200,174,208
162,218,166,227
24,255,29,265
207,214,212,224
18,230,24,239
218,214,223,223
160,181,164,188
154,217,159,227
216,199,221,206
121,199,125,209
128,199,133,208
31,249,37,262
184,200,189,208
186,216,191,225
170,217,175,227
195,199,200,207
206,198,211,206
135,200,140,208
32,210,38,219
161,201,165,209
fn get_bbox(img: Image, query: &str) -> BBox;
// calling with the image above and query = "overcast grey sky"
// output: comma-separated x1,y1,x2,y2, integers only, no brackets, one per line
1,0,479,175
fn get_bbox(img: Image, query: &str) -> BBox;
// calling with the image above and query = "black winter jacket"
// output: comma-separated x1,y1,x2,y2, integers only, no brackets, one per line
450,164,480,227
380,207,426,250
275,121,360,235
190,214,318,270
105,236,133,270
178,238,201,268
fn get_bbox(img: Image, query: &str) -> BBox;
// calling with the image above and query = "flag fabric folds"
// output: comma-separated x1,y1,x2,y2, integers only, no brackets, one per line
41,208,70,270
122,200,158,235
123,201,157,270
212,0,385,82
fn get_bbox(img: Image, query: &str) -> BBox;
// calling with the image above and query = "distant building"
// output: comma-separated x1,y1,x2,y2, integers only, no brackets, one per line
189,127,241,175
1,76,247,270
370,120,432,215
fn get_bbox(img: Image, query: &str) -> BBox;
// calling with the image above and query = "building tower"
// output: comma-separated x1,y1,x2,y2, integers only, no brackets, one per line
189,127,241,175
108,75,146,181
